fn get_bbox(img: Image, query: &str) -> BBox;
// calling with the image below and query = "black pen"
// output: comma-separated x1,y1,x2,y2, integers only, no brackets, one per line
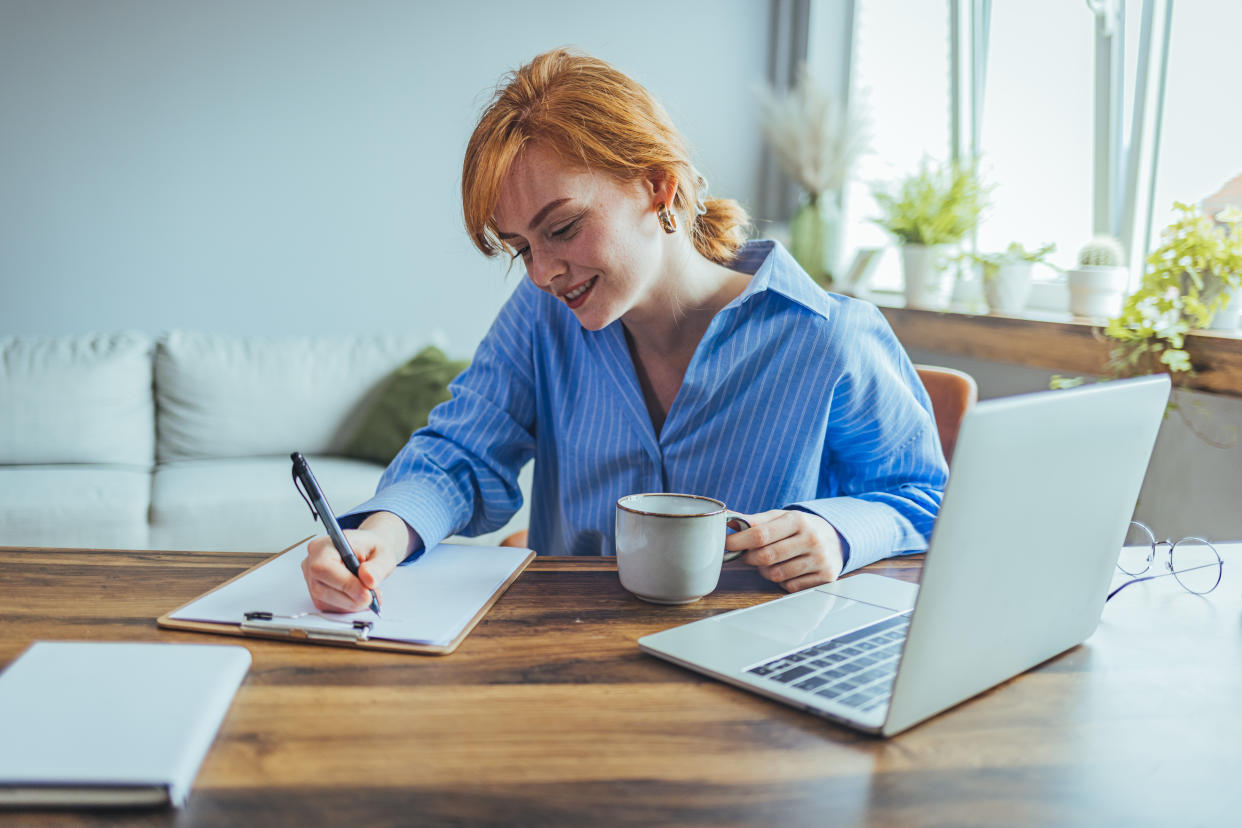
291,452,381,616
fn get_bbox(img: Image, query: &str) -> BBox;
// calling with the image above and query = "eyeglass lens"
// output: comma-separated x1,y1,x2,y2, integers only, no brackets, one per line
1118,522,1223,596
1118,522,1157,576
1170,538,1223,595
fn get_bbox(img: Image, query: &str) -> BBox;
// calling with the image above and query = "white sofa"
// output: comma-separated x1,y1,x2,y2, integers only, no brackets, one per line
0,331,530,553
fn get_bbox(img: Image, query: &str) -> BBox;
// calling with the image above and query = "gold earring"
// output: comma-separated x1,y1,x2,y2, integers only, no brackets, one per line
657,203,678,234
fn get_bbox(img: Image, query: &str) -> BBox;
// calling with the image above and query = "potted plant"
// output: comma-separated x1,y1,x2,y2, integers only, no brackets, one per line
758,67,868,288
961,242,1056,315
873,158,990,309
1103,202,1242,379
1067,236,1128,318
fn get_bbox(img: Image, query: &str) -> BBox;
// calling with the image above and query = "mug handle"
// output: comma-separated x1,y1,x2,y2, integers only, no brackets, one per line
722,512,750,562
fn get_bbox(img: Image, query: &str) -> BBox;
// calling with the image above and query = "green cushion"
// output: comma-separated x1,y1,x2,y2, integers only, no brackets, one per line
344,346,470,465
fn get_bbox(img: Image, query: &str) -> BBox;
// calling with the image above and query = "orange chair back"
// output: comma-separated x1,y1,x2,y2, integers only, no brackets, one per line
914,364,978,465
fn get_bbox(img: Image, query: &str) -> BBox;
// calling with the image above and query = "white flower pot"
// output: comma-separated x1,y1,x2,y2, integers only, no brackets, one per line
1067,266,1128,318
901,244,951,310
1207,286,1242,331
984,262,1034,315
950,268,983,307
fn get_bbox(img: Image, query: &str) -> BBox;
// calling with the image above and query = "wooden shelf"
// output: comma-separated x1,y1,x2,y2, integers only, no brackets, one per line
875,302,1242,398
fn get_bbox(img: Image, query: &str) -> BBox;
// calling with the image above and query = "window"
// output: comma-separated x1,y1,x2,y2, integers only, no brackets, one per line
815,0,1197,301
1147,2,1242,246
974,3,1094,279
842,0,951,292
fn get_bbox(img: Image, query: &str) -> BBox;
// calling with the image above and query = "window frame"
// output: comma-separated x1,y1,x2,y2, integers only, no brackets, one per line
769,0,1174,288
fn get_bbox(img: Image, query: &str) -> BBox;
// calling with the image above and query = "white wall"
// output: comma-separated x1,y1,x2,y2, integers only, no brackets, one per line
0,0,769,357
8,1,1235,544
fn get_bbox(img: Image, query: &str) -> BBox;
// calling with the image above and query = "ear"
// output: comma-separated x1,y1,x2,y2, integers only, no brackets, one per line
646,171,678,209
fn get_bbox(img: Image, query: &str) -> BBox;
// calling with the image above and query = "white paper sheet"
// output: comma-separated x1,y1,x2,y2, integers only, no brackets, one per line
171,541,530,646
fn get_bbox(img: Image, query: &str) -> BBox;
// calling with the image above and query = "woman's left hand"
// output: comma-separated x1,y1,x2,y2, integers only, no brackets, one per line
725,510,845,592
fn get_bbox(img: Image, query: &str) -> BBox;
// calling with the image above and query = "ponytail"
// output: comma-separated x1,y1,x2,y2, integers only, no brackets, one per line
687,197,750,265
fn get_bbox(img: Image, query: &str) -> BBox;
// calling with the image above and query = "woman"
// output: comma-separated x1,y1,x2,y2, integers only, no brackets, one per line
301,48,947,613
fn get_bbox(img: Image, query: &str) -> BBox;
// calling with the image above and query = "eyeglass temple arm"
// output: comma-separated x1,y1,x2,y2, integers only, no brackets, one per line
1105,560,1223,602
1106,574,1157,602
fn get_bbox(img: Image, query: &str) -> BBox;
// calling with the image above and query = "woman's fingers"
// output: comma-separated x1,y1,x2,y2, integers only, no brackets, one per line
770,558,839,593
730,511,801,566
728,509,844,592
302,533,381,612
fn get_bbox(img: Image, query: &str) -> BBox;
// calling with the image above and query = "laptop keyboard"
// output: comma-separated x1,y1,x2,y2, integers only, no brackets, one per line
745,612,911,715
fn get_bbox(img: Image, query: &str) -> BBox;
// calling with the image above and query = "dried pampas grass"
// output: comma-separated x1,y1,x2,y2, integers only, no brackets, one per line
758,66,869,198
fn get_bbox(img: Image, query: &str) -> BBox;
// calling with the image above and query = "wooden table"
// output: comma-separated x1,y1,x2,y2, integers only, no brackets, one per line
2,545,1240,826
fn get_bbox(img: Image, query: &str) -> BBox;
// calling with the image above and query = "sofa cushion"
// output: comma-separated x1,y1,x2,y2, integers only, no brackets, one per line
0,332,154,465
149,454,387,553
149,455,533,553
155,331,434,462
0,465,151,548
344,346,471,465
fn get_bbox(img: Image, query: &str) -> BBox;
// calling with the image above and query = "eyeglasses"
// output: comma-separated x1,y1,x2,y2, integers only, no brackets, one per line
1106,521,1223,601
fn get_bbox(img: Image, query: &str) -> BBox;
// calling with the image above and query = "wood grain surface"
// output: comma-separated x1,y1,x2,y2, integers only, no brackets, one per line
1,545,1239,826
877,303,1242,397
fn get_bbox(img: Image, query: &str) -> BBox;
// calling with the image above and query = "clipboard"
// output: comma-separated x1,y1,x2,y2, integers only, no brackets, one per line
158,538,534,655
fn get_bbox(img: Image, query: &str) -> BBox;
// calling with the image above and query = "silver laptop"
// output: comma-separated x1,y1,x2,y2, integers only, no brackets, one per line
639,374,1171,737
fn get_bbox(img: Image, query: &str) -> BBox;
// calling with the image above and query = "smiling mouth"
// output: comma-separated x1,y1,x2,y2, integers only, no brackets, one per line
561,275,597,307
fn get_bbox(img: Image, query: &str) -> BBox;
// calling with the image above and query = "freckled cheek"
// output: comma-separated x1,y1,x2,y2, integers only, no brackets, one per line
568,239,614,279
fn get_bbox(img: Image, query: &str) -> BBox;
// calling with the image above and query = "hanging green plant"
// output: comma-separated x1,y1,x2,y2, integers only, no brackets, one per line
1102,202,1242,380
1052,203,1242,448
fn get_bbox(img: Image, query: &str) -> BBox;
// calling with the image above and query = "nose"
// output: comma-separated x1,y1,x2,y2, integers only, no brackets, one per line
525,247,565,290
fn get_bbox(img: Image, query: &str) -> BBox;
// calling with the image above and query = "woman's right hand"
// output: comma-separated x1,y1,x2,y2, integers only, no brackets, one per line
300,512,417,613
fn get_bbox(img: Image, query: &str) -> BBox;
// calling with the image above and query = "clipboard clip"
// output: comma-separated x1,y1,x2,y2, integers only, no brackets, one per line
242,611,373,642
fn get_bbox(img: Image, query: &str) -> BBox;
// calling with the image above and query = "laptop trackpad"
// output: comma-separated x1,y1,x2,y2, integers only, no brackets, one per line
716,591,898,649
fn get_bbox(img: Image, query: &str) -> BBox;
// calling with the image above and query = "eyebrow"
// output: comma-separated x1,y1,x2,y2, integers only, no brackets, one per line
497,198,571,239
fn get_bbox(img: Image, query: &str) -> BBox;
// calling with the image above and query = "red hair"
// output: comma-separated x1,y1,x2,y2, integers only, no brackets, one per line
462,48,749,265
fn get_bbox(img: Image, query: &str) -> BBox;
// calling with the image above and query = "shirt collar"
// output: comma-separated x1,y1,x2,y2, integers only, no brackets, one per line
724,240,832,320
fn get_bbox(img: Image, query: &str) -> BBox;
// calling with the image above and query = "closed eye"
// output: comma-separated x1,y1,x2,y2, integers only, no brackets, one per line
550,215,582,239
508,213,581,262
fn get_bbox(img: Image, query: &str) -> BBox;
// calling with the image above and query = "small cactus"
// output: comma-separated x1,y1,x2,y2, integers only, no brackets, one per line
1078,236,1125,267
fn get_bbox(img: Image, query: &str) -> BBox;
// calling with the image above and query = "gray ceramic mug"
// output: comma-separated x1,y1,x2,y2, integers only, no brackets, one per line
615,493,751,604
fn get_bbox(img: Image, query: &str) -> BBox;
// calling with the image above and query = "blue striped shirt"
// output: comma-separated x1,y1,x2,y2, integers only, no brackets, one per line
342,241,947,572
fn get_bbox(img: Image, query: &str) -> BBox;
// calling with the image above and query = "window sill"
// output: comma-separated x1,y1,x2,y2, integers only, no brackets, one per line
872,297,1242,398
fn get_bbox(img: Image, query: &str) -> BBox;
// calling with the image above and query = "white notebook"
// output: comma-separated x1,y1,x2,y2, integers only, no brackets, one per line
0,641,250,809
